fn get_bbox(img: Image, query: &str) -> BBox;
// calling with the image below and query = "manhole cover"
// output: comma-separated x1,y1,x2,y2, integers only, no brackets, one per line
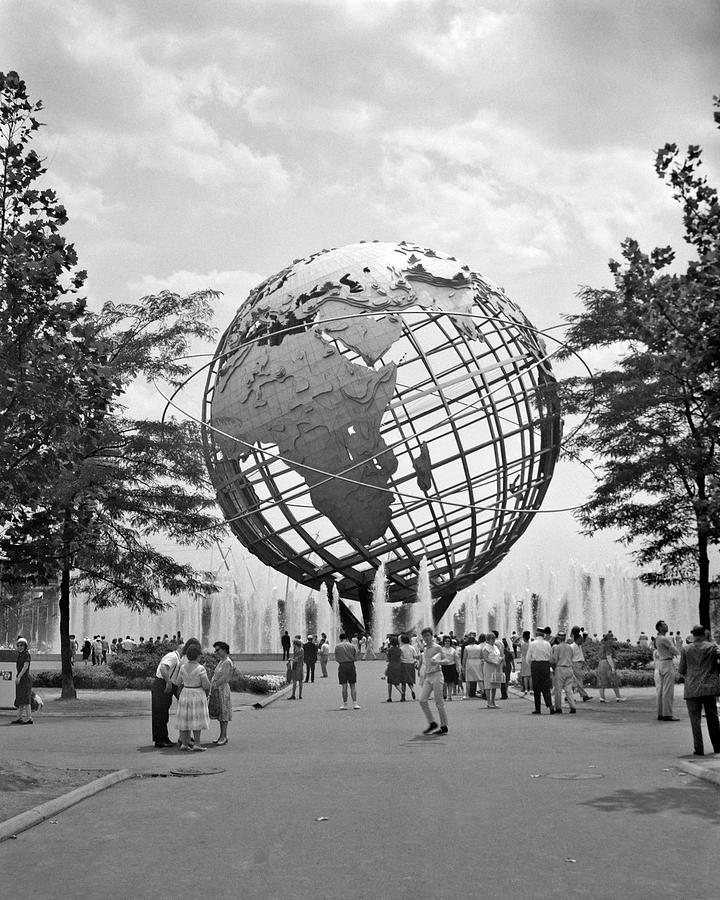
169,767,226,777
546,772,604,780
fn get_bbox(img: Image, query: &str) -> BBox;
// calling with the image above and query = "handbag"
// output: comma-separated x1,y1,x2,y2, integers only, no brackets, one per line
208,686,221,718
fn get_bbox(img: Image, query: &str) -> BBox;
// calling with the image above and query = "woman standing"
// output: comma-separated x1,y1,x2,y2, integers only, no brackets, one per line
597,632,626,702
176,644,211,751
399,633,417,701
462,635,484,699
12,637,33,725
439,636,460,701
519,630,532,695
480,634,503,708
209,641,233,746
289,637,304,699
384,636,403,701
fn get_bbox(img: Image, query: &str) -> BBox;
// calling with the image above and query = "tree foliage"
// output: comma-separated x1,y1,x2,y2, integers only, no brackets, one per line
560,97,720,627
0,71,226,696
0,70,115,527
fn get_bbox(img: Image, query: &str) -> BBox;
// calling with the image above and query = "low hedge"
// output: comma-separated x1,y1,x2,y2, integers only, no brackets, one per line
32,648,286,694
577,667,682,688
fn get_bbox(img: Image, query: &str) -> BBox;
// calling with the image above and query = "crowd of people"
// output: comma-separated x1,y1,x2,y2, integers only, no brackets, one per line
73,632,185,666
9,617,720,757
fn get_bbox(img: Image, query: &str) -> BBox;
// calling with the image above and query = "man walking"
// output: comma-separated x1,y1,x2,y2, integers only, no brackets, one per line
303,635,318,683
677,625,720,756
552,632,576,714
418,627,448,735
655,619,680,721
570,627,592,702
334,632,360,709
526,628,556,715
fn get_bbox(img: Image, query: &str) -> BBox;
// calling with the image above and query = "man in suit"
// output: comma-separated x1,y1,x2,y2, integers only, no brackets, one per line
678,625,720,756
303,635,318,683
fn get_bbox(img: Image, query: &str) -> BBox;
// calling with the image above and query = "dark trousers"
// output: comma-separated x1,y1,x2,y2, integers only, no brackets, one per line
304,661,316,682
530,661,553,712
282,647,290,660
151,677,174,744
686,696,720,754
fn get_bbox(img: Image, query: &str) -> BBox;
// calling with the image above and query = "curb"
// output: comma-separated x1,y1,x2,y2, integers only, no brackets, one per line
675,760,720,787
0,769,136,843
253,683,293,709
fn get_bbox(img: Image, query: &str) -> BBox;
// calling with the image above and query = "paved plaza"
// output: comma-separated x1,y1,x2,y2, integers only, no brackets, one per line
1,660,719,900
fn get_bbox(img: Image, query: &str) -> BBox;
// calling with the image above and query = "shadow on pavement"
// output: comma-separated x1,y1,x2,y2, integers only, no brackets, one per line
581,785,720,821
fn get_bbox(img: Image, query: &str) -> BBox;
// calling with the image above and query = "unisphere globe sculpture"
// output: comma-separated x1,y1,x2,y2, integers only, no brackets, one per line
202,241,562,623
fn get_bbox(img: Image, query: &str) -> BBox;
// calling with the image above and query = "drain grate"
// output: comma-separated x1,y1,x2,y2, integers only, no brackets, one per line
168,766,226,777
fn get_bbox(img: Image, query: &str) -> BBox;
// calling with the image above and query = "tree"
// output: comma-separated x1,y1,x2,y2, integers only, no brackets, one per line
3,291,226,698
1,72,226,697
559,97,720,629
0,70,114,528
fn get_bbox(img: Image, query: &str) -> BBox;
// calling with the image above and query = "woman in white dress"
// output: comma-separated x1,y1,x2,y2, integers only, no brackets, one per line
462,636,484,699
176,644,211,751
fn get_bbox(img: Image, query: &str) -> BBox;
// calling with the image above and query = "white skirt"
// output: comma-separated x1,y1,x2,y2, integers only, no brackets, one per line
176,687,209,731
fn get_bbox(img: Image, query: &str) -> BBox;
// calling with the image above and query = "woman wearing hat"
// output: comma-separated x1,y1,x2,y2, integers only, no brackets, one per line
12,637,33,725
209,641,233,745
289,637,304,699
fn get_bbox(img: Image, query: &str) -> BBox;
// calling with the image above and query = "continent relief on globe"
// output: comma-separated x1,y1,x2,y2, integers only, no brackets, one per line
212,329,399,545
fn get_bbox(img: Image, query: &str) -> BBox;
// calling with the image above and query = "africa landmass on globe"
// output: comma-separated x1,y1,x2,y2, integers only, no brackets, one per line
209,241,552,549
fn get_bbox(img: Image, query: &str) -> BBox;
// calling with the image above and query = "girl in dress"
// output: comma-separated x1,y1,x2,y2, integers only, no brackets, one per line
519,630,532,695
480,634,503,708
209,641,233,746
439,635,459,701
384,636,403,701
176,644,210,751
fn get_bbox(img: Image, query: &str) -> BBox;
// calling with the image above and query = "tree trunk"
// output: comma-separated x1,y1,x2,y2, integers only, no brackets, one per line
698,529,710,631
59,555,76,699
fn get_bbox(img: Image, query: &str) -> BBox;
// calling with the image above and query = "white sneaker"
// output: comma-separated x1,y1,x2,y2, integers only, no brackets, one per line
616,697,627,702
339,704,348,710
353,703,361,710
598,697,607,703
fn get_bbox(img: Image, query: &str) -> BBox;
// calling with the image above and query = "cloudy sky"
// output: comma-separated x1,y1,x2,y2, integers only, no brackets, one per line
3,0,719,580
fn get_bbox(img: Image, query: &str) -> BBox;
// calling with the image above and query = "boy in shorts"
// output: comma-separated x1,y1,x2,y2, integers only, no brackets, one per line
334,632,360,709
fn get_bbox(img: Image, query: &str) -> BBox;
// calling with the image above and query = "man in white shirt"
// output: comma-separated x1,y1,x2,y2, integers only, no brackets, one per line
121,635,136,652
656,620,680,721
151,646,182,748
418,628,448,735
526,628,556,715
334,632,360,709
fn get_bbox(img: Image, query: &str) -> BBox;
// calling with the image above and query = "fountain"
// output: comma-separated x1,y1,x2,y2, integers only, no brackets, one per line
63,536,700,654
371,561,391,649
411,557,434,635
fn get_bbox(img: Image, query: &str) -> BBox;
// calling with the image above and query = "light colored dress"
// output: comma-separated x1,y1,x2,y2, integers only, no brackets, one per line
463,643,484,684
176,661,210,731
210,657,233,722
481,641,504,685
519,640,531,677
